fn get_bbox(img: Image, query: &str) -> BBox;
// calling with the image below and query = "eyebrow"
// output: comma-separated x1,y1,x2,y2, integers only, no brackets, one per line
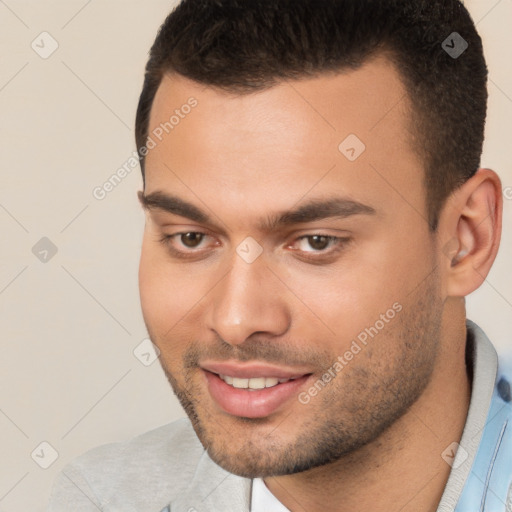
138,190,376,231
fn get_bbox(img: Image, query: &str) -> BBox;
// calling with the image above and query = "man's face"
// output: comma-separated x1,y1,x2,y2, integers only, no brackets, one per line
139,55,444,477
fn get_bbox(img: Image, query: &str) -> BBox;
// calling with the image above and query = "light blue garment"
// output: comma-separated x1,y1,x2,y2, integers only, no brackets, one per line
454,375,512,511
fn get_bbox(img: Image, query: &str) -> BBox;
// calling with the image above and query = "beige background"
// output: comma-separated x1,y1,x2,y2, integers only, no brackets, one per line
0,1,511,510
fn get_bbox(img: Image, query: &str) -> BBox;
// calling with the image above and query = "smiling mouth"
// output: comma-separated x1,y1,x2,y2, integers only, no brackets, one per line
203,369,313,418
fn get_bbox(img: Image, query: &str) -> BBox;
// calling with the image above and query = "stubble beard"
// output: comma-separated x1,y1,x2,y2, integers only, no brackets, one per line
151,269,443,478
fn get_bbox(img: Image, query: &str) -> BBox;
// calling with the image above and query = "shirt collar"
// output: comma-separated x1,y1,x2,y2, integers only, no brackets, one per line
435,319,498,511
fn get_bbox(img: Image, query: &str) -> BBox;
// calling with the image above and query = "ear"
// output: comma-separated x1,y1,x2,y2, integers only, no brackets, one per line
438,168,503,298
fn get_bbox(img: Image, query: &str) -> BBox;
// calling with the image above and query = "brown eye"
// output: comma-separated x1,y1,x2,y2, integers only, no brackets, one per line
292,234,349,258
306,235,330,250
158,231,219,260
180,232,204,248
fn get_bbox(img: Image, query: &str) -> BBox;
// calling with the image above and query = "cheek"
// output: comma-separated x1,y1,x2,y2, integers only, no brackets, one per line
288,239,426,346
138,236,205,339
139,247,205,371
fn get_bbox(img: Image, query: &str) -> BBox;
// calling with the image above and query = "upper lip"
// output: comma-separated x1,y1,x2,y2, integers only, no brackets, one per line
200,361,311,380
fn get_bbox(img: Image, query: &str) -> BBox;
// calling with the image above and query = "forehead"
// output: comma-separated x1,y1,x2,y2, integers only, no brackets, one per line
145,54,425,225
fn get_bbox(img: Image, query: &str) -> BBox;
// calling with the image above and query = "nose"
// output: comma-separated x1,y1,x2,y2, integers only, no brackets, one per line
204,251,291,346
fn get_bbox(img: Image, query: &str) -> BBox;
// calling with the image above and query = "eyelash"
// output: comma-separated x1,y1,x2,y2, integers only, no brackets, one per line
158,232,351,262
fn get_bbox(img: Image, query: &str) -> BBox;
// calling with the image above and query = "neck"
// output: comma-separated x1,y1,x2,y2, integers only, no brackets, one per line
265,310,471,512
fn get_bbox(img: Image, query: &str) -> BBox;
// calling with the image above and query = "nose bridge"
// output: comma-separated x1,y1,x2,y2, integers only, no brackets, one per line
206,251,290,345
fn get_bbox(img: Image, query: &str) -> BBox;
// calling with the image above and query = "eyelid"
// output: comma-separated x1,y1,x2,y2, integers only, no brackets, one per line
148,212,229,239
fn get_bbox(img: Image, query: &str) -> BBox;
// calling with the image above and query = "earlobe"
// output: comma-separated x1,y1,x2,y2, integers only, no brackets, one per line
441,169,503,297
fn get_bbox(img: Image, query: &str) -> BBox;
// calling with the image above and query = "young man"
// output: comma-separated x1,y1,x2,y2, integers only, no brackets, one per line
48,1,511,511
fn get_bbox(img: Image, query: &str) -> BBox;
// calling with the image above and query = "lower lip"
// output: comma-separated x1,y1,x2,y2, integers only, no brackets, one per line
203,371,311,419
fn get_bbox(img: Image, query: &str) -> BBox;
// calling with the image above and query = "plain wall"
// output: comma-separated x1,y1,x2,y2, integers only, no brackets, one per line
0,1,510,510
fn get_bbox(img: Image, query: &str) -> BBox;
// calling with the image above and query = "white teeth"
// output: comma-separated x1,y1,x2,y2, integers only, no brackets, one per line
248,377,265,390
232,378,249,389
219,375,288,389
249,377,279,390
